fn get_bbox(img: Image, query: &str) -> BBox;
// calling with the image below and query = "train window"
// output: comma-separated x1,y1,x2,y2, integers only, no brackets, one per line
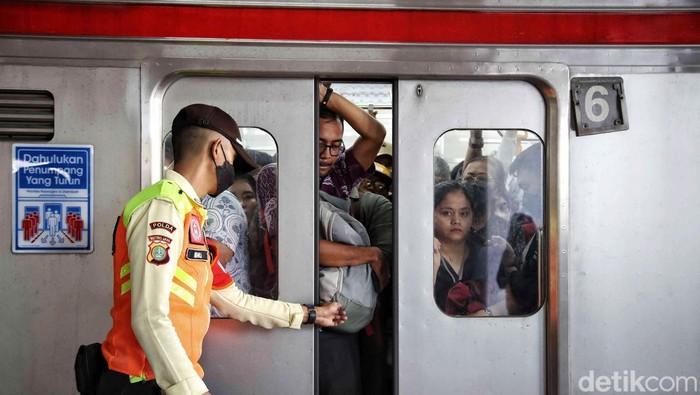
0,89,54,140
433,129,544,317
163,128,280,304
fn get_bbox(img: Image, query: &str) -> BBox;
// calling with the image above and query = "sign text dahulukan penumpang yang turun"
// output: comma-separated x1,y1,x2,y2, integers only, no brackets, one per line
19,152,87,189
13,145,93,253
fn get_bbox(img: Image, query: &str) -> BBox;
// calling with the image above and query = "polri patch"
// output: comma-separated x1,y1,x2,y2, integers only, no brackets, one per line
149,221,176,233
147,240,170,265
189,216,205,245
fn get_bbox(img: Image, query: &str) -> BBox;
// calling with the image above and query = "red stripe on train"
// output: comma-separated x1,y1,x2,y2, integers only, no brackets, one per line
1,1,699,45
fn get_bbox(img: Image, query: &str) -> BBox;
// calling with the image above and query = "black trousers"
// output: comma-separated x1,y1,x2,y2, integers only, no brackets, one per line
319,331,362,395
96,369,161,395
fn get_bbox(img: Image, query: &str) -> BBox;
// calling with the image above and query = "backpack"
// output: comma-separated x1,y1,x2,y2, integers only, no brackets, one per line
319,191,378,333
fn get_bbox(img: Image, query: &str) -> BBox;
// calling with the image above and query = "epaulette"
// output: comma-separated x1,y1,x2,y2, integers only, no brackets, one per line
122,180,193,227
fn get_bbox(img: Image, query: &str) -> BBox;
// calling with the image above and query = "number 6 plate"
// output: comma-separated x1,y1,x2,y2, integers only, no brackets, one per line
571,77,629,136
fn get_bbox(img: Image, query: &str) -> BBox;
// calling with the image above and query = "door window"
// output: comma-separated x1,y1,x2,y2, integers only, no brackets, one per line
163,128,280,301
433,129,544,316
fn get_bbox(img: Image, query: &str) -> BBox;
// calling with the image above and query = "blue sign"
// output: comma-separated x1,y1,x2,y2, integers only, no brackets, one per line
12,144,94,253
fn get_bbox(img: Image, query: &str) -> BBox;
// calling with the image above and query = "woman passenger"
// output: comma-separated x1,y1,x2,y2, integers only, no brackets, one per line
432,181,506,316
462,156,513,237
230,173,258,225
248,164,279,299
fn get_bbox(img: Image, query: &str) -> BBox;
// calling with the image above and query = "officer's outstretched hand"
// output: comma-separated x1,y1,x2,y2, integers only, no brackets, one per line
315,302,347,327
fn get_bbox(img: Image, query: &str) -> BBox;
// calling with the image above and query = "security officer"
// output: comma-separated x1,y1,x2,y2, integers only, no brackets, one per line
98,104,346,395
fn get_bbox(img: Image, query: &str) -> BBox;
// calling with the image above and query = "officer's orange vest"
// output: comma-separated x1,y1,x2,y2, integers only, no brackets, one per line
101,180,228,380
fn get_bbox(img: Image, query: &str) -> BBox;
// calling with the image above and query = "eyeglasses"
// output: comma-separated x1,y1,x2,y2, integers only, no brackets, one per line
462,173,490,183
319,141,345,157
362,178,388,192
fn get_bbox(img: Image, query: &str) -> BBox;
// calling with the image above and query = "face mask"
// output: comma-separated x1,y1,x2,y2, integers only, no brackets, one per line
213,147,236,196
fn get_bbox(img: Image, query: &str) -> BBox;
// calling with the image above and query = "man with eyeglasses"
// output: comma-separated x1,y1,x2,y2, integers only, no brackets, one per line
318,84,386,200
316,84,388,395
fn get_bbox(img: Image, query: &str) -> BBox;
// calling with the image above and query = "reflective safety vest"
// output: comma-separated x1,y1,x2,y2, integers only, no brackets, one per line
102,179,230,381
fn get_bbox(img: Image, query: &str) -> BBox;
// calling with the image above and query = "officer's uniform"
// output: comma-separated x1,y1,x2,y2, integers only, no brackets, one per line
100,170,304,395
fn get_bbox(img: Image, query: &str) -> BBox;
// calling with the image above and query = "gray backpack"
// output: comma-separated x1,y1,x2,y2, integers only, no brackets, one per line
319,192,378,333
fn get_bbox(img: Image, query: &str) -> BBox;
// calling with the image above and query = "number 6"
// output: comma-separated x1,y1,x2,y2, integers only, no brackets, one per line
584,85,610,123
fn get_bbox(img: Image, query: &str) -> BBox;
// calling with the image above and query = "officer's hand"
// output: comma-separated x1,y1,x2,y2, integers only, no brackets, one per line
314,302,347,327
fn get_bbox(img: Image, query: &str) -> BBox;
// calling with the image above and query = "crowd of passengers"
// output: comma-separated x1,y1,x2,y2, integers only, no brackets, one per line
433,130,543,317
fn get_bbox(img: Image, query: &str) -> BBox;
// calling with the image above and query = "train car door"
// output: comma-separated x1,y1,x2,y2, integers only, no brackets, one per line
144,68,317,393
396,68,567,394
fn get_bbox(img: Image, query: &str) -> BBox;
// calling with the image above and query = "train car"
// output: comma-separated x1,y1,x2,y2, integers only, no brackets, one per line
1,1,699,394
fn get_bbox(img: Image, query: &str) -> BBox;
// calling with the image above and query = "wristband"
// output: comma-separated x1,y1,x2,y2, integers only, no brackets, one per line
321,87,333,106
305,304,317,325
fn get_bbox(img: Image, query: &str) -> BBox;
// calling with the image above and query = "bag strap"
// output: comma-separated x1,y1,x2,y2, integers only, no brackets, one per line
350,196,361,219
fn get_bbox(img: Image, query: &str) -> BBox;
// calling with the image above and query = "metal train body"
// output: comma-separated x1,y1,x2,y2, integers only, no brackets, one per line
1,2,699,394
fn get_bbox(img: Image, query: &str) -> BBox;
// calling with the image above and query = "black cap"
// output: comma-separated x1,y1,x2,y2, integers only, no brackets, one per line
171,104,259,174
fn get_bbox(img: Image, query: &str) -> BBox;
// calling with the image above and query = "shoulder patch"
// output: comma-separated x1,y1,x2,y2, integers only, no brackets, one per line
150,221,176,233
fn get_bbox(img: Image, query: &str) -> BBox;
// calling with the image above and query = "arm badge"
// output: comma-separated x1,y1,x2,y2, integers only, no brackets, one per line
147,235,172,265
